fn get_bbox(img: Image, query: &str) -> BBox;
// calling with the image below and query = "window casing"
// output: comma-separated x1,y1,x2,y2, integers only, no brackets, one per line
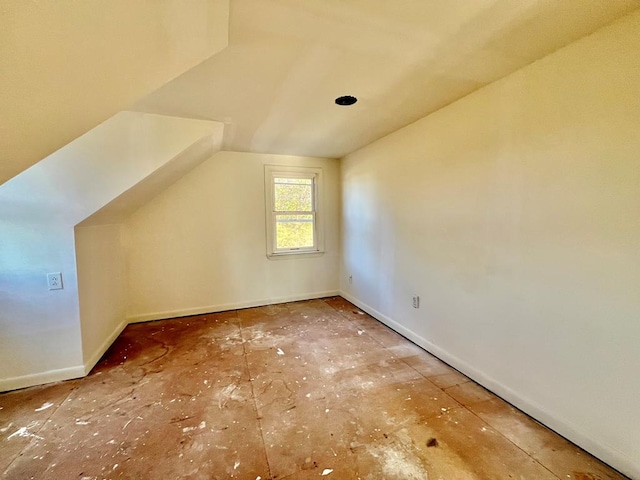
265,166,324,257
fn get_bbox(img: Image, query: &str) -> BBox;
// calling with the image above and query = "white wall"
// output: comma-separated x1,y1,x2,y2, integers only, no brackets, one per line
0,112,223,391
340,11,640,478
0,0,229,184
126,151,340,322
75,224,127,368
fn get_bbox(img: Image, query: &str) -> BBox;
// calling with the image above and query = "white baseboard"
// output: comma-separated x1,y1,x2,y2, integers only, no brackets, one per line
0,318,126,391
0,292,340,393
83,319,128,375
339,291,638,480
127,290,340,324
0,365,86,392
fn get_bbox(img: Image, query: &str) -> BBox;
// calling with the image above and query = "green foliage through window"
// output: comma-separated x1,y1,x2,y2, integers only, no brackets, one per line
273,176,315,250
276,214,314,249
274,178,313,212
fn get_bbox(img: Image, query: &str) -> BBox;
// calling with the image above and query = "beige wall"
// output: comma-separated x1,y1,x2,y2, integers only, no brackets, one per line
75,224,127,368
126,151,340,322
0,112,222,391
340,11,640,478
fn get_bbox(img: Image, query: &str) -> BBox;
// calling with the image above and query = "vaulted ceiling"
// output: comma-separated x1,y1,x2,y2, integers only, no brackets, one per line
133,0,640,158
2,0,639,187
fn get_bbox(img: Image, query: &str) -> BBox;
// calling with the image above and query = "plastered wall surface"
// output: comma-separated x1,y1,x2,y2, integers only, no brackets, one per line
75,224,127,368
0,112,223,391
340,11,640,478
0,0,229,185
126,151,340,322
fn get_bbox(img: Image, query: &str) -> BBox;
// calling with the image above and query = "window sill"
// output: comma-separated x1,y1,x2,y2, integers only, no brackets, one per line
267,250,325,260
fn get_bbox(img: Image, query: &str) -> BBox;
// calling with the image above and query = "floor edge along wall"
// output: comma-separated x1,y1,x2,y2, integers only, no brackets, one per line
1,292,635,478
0,366,86,393
339,291,638,479
126,290,340,324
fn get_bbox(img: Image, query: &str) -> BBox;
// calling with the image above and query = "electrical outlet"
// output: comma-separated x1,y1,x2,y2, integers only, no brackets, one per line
47,272,63,290
349,275,353,284
412,295,420,309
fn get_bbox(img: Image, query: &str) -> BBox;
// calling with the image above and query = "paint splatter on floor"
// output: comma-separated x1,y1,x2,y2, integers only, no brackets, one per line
34,402,54,412
0,298,628,480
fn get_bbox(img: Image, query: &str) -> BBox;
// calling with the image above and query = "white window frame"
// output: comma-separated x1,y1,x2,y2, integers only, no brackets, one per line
264,165,324,257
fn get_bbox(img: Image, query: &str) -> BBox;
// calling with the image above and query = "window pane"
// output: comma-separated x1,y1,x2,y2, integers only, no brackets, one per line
274,177,313,212
276,214,314,249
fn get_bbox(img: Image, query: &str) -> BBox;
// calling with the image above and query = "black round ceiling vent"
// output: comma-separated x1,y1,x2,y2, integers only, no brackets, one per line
335,95,358,106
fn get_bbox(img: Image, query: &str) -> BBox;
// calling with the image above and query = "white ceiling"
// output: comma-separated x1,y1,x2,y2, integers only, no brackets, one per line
136,0,640,159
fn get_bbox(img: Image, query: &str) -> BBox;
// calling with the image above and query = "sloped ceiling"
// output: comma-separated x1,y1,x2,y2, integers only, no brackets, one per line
133,0,640,159
0,0,229,186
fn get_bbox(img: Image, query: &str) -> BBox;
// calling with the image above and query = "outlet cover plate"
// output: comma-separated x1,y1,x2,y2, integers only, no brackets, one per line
47,272,63,290
412,295,420,308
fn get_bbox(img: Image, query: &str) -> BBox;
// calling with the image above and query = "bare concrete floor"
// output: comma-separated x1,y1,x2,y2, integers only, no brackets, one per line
0,297,627,479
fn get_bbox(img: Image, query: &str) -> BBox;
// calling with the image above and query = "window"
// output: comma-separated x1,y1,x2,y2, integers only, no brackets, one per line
265,166,323,256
